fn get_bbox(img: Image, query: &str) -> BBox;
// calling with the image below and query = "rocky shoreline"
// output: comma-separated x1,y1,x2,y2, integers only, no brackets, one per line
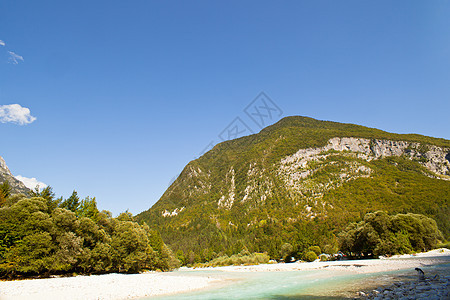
358,269,449,299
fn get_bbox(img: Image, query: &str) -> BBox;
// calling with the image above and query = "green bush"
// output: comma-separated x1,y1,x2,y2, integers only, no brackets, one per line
308,246,321,256
437,241,450,249
280,243,294,262
303,251,318,262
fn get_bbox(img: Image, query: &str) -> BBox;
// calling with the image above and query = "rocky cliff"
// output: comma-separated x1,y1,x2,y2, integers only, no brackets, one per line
0,155,30,195
281,137,449,177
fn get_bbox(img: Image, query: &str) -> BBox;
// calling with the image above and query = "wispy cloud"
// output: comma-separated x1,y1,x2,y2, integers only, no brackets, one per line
0,104,36,125
8,51,24,64
15,175,48,191
0,40,24,65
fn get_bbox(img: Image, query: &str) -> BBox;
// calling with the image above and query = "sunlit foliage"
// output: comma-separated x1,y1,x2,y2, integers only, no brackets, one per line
338,211,443,256
0,190,179,279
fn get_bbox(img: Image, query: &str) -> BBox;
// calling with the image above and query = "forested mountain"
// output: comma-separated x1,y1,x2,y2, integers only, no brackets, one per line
0,156,30,195
137,116,450,262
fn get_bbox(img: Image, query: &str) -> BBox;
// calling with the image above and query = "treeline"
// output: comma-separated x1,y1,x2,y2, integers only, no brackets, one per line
338,211,443,256
0,183,179,279
150,212,339,266
161,210,445,266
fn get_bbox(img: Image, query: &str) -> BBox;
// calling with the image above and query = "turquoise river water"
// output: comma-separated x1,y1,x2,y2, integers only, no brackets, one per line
145,259,450,299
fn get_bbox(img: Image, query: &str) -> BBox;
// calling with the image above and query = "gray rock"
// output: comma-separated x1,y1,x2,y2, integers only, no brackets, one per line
0,155,30,195
416,285,432,291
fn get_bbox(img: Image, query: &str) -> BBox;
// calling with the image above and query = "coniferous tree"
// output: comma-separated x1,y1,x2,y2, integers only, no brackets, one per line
60,190,80,213
78,197,100,220
29,186,60,212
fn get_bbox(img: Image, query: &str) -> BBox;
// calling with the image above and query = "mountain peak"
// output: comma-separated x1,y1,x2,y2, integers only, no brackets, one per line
0,155,31,195
0,156,11,175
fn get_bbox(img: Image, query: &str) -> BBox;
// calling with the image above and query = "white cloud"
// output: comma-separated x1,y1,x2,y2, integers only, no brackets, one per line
15,175,48,191
0,40,5,46
8,51,24,64
0,104,36,125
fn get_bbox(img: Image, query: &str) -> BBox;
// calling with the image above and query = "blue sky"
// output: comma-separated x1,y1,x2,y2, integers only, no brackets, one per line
1,1,449,215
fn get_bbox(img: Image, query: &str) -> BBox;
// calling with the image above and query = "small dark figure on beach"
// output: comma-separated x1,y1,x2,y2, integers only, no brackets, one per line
415,267,425,280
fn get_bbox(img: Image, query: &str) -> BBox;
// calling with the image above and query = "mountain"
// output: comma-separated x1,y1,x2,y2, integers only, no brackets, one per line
0,155,30,195
137,116,450,259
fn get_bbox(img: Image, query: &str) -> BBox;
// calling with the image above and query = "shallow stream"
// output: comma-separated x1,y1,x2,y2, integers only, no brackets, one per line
146,259,450,299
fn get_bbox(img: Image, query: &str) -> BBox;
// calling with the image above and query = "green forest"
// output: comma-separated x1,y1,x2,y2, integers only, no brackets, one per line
0,183,179,279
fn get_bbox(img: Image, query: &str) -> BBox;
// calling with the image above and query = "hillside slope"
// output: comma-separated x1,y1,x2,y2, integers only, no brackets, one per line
137,116,450,259
0,156,30,195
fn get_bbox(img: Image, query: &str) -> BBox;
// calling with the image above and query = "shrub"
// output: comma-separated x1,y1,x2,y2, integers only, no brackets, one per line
303,251,317,262
280,243,294,262
199,252,269,267
436,241,450,249
308,246,321,256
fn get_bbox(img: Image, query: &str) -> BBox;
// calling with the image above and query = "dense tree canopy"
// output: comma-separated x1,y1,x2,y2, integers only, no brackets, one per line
0,189,179,279
338,211,443,256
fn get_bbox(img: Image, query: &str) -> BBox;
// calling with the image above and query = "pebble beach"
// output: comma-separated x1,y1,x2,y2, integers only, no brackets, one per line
0,272,218,300
359,274,450,300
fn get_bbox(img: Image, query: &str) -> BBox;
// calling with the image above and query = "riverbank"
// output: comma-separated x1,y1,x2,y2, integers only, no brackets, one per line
354,249,450,299
0,249,448,299
0,272,219,300
359,273,450,299
189,248,450,274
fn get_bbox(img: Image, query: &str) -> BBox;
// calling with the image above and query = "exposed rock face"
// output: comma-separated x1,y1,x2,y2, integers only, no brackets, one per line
218,167,236,209
281,137,450,178
0,155,30,195
272,137,450,220
216,137,450,212
276,137,450,220
162,207,185,217
0,156,9,171
241,162,273,206
279,140,373,198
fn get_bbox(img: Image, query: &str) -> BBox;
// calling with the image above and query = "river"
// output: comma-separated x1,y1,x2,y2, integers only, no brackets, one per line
142,258,448,299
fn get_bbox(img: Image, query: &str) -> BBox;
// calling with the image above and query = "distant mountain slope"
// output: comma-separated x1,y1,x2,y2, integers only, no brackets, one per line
0,155,30,195
137,116,450,258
